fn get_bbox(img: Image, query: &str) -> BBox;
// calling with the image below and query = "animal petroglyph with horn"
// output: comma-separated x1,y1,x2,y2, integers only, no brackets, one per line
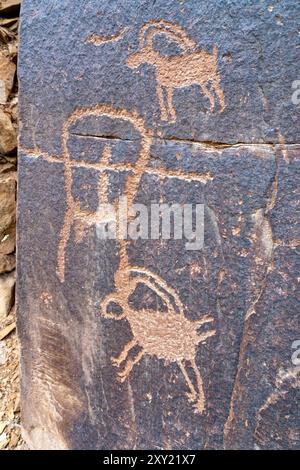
127,20,225,121
102,266,216,414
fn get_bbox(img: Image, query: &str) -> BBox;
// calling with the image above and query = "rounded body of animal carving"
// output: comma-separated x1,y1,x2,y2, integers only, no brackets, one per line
155,50,219,87
127,308,212,363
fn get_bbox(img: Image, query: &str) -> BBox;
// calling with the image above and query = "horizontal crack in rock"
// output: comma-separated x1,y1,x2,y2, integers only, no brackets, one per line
69,133,300,150
69,133,136,142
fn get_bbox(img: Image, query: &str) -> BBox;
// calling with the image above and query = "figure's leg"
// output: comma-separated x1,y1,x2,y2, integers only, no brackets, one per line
212,75,225,112
57,207,74,282
200,83,215,112
166,87,176,121
178,360,198,403
74,219,86,244
157,84,168,121
111,338,138,367
190,358,205,414
73,203,91,244
196,315,214,327
97,144,111,204
117,349,144,383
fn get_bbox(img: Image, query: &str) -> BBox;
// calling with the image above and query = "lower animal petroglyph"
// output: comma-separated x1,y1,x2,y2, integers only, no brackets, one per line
101,268,216,414
127,20,225,121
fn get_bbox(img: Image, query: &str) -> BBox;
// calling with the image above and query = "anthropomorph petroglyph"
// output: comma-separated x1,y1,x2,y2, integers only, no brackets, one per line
22,104,216,414
22,104,211,282
127,20,225,121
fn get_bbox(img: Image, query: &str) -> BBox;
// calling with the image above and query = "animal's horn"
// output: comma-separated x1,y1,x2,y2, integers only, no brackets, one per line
139,20,197,52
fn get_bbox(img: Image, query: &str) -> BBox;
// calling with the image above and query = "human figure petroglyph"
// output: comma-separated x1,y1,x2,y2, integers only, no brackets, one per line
22,104,216,413
126,20,225,121
22,105,211,281
56,104,152,282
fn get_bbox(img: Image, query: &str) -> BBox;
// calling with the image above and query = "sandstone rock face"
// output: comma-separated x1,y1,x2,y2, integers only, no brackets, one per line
0,253,15,273
0,1,22,451
0,109,16,154
0,270,15,319
0,0,20,15
0,53,16,105
0,168,16,289
18,0,300,449
0,170,16,258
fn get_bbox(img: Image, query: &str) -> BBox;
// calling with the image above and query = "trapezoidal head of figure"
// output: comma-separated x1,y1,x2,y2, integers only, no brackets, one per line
57,104,150,283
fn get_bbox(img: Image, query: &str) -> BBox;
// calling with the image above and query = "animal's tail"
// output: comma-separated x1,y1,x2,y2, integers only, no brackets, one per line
100,293,127,320
212,44,218,60
139,20,197,53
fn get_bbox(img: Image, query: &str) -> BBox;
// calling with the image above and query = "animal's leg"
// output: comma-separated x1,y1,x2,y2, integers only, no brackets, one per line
166,87,176,121
190,358,205,414
178,360,197,403
196,329,216,344
212,74,225,112
117,349,144,383
200,83,215,112
111,338,138,367
196,315,214,327
157,84,168,121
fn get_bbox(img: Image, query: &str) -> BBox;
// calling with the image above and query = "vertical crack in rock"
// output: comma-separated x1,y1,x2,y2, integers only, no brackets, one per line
254,366,300,447
223,149,279,447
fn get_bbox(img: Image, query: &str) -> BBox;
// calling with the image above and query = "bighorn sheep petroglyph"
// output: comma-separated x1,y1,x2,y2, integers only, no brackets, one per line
101,268,216,414
127,20,225,121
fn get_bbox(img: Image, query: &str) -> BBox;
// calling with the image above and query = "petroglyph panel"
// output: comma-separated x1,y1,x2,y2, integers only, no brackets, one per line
18,0,300,450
